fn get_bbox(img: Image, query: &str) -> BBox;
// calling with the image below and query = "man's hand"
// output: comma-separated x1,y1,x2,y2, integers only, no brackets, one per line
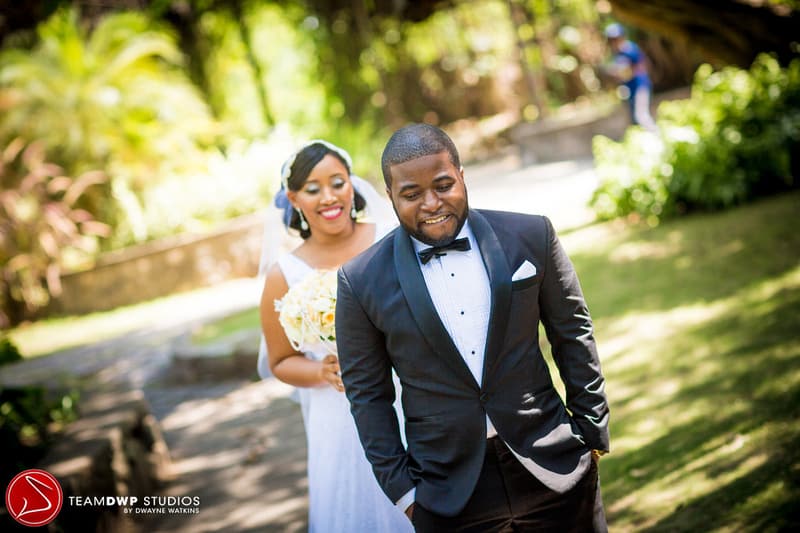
405,503,415,520
319,354,344,392
591,449,607,463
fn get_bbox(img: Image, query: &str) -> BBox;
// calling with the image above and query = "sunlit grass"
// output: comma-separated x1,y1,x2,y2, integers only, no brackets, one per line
6,278,260,358
191,307,260,346
8,299,183,357
559,191,800,532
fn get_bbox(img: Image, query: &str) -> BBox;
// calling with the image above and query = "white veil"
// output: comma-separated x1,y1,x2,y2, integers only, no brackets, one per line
349,175,398,236
256,174,397,379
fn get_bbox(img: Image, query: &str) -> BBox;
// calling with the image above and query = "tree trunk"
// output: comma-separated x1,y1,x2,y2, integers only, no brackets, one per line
608,0,799,67
230,0,274,128
638,34,701,90
1,280,26,328
164,2,220,118
318,4,377,122
506,0,548,118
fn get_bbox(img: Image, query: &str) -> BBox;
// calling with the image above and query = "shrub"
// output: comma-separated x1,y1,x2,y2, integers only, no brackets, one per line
0,8,218,249
0,335,22,366
0,139,110,326
591,54,800,222
0,386,79,484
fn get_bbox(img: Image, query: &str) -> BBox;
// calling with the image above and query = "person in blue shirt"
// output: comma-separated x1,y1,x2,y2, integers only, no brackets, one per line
604,23,657,132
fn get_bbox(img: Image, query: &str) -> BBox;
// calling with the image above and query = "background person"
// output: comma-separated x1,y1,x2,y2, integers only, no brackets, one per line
604,23,658,133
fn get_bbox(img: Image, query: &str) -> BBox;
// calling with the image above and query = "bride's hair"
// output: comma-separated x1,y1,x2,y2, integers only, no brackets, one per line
285,142,366,239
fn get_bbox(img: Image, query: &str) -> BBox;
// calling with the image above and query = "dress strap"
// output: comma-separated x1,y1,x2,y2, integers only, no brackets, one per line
277,253,314,287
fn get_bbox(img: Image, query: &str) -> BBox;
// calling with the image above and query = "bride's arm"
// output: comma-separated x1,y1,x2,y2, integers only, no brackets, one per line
260,265,343,390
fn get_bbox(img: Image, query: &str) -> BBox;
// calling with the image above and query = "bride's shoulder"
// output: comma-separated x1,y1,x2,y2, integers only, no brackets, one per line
270,250,308,279
275,249,316,286
267,258,286,277
262,262,289,301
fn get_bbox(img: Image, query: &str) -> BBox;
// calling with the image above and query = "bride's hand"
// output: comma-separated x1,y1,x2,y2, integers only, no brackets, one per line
320,354,344,392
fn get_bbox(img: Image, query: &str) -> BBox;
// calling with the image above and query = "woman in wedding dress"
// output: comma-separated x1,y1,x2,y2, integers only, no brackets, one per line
259,141,411,532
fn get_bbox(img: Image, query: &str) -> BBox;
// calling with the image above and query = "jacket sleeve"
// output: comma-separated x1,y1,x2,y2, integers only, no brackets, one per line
538,216,610,452
335,267,416,502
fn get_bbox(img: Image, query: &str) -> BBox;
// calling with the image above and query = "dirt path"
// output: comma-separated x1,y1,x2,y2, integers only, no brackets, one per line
142,378,307,532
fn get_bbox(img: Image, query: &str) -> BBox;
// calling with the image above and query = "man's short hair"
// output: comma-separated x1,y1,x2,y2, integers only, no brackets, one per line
381,123,461,187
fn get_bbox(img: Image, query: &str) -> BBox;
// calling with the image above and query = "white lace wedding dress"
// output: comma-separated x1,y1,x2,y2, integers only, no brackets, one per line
276,240,411,533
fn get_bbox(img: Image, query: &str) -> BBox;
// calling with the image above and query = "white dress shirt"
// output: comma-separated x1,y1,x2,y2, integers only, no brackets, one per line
396,222,499,512
391,221,593,515
413,223,492,389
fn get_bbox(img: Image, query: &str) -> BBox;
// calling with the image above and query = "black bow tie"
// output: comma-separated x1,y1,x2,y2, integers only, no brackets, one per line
418,237,471,264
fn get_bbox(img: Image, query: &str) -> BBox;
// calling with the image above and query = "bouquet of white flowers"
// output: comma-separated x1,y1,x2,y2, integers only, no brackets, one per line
275,269,338,353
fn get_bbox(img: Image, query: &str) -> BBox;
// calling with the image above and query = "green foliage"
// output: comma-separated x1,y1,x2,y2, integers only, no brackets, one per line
317,119,391,182
0,1,654,257
591,54,800,222
590,128,671,224
0,139,110,325
0,335,22,366
0,8,216,178
0,7,218,240
0,386,80,484
132,134,289,241
192,3,391,180
198,4,327,137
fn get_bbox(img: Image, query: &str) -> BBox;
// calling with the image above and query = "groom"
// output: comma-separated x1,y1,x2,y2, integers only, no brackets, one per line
336,123,610,531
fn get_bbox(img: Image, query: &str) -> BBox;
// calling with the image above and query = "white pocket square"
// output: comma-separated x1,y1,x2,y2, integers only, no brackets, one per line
512,260,537,281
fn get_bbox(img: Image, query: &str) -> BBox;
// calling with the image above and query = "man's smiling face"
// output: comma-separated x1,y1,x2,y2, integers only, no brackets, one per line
386,151,468,246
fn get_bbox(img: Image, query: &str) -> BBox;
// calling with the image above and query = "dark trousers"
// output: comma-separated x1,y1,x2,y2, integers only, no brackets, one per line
411,437,607,532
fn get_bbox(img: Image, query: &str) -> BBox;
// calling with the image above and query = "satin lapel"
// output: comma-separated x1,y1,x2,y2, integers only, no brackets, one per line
393,228,479,390
469,210,512,386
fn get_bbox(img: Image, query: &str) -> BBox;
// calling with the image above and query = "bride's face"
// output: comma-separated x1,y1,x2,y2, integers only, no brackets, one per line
287,154,355,236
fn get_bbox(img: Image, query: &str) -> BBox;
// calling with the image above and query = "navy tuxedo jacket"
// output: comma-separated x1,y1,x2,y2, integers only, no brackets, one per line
336,209,610,517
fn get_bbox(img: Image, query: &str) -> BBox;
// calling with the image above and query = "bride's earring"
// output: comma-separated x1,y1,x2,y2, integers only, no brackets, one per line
296,208,309,231
350,196,357,219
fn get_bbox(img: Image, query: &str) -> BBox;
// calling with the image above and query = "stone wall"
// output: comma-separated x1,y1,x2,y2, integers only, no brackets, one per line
38,389,171,533
507,88,691,164
45,212,268,317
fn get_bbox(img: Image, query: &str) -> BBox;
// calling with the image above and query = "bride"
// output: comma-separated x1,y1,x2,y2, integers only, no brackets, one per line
258,140,411,532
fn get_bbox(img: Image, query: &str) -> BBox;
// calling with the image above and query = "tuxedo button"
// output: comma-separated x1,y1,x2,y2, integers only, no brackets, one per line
479,393,489,404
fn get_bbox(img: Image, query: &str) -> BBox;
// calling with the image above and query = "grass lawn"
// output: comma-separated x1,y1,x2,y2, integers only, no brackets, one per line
5,277,260,358
556,191,800,531
190,307,260,346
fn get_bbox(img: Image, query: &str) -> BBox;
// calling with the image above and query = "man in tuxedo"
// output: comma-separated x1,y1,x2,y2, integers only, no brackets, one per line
336,123,610,532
